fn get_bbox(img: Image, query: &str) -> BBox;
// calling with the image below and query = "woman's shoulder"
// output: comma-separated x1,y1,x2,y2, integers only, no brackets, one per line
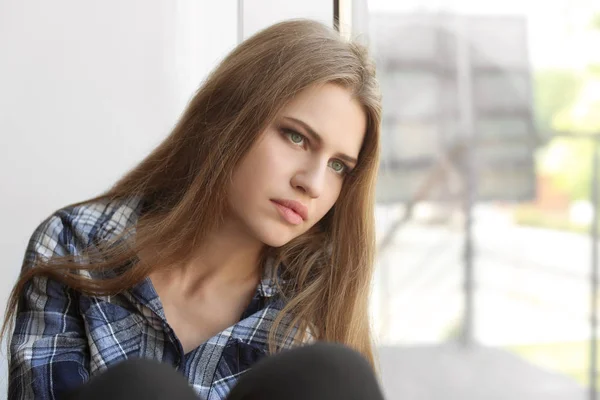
26,196,145,262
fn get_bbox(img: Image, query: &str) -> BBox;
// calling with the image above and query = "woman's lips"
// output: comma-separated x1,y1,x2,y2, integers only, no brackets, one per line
271,200,304,225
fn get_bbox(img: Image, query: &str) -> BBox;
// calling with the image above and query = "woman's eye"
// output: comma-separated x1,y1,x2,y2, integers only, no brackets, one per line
283,129,306,146
329,160,348,175
290,133,304,144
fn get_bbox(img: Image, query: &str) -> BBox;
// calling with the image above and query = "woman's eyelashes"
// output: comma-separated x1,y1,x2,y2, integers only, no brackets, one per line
280,127,350,176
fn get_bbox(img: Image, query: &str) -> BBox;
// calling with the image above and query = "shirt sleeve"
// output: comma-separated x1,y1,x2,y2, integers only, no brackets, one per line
8,216,90,400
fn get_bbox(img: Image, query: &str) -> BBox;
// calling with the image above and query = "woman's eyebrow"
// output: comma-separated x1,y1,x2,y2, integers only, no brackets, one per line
282,116,358,165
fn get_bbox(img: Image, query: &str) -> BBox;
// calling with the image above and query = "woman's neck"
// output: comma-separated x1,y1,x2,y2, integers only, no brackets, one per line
148,217,266,297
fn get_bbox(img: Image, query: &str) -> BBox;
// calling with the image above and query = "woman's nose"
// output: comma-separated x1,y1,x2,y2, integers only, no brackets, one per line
290,163,327,199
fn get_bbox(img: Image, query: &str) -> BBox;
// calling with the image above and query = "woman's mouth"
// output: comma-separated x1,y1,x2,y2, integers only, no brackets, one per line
271,200,305,225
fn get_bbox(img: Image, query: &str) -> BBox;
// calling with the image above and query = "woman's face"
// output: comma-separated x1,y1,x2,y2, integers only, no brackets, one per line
228,83,367,248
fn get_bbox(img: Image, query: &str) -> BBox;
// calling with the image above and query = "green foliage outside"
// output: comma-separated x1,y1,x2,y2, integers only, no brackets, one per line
503,17,600,389
534,14,600,203
534,69,582,138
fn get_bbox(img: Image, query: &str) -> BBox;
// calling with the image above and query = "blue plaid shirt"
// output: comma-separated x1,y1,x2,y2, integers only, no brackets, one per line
9,197,295,400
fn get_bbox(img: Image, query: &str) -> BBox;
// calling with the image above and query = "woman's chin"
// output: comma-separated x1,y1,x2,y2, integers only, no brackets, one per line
262,235,294,248
257,227,299,248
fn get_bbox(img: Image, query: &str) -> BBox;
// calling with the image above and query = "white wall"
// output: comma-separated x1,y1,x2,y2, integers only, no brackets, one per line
0,0,333,394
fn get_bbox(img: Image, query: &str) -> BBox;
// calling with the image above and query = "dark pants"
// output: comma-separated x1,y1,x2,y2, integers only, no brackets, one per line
62,342,385,400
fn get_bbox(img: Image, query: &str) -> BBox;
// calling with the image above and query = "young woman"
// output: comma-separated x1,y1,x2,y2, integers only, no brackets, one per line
3,19,383,400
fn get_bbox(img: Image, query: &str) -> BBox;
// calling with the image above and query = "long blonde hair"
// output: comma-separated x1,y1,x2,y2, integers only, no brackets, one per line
2,19,381,366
